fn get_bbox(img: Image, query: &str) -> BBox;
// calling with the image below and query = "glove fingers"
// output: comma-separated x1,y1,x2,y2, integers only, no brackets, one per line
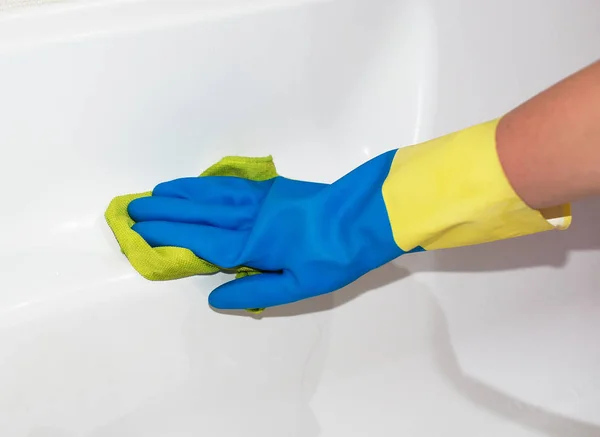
128,196,256,230
132,221,248,269
208,270,299,310
153,176,273,206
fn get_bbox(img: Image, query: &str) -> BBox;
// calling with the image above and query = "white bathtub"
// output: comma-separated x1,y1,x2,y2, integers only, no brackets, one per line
0,1,599,435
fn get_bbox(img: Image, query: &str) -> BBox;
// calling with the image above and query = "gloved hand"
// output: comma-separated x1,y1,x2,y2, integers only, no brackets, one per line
128,149,420,310
129,118,570,310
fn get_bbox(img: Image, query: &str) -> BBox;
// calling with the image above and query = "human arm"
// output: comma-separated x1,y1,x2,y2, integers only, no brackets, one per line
125,61,599,310
497,59,600,210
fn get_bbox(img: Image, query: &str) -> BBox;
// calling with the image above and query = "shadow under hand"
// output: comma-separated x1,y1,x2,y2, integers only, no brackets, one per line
429,291,600,436
213,261,411,318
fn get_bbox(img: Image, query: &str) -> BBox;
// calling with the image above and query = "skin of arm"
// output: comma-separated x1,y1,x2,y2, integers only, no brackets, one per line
497,59,600,210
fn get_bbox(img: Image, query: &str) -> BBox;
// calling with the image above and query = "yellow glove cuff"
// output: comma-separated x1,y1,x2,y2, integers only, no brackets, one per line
382,117,571,251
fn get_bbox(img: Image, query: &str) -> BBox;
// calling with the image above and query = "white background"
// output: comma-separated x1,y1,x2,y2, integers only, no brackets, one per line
0,1,599,436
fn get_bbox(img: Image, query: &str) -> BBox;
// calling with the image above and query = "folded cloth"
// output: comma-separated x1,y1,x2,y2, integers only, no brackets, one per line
104,155,279,313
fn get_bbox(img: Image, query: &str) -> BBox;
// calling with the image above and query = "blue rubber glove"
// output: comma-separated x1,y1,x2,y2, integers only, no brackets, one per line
128,150,420,309
128,118,572,309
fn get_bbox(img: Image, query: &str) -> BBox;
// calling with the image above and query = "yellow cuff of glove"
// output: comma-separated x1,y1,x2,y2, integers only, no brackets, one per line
382,117,571,252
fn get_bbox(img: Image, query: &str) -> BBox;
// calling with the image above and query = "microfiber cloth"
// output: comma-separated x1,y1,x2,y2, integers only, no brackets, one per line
105,155,279,313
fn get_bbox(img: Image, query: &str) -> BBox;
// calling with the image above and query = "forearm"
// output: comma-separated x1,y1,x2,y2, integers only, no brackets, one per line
497,59,600,210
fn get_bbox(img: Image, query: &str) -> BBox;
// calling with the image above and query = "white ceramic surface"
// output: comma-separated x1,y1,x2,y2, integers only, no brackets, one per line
0,1,599,436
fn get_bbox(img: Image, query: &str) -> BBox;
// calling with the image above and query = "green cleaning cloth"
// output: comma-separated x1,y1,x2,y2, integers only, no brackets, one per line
104,155,279,314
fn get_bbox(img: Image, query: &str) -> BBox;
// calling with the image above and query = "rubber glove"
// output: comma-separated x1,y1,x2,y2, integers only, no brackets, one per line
129,118,571,310
128,149,419,309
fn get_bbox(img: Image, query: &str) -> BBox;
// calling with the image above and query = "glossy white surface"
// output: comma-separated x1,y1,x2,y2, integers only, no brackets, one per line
0,0,599,436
